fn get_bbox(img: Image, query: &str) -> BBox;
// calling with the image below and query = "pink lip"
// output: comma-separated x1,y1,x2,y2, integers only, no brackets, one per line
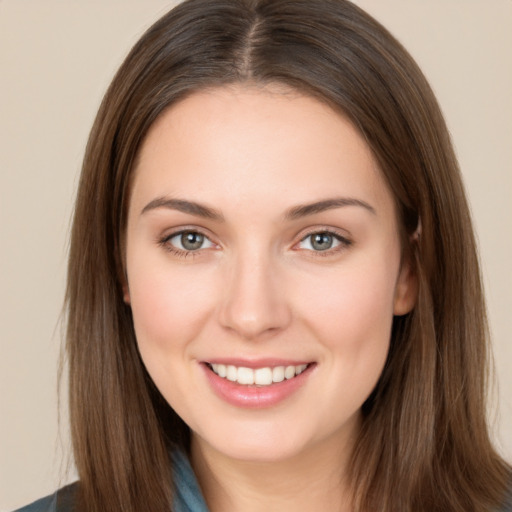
201,361,315,409
204,358,311,369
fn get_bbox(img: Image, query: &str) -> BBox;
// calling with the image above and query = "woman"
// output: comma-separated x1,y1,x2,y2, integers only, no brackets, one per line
16,0,511,511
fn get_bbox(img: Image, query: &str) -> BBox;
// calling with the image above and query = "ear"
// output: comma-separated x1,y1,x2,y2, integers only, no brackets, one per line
393,258,418,316
122,283,131,305
120,270,131,305
118,242,131,305
394,221,421,316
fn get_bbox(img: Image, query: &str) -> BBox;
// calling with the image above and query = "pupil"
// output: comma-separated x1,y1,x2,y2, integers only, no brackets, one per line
312,233,332,251
181,232,204,250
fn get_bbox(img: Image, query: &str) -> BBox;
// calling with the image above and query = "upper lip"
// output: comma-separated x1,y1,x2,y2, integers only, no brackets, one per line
202,358,313,369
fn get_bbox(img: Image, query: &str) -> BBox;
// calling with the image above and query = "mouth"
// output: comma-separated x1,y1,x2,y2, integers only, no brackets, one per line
202,360,315,408
205,362,312,386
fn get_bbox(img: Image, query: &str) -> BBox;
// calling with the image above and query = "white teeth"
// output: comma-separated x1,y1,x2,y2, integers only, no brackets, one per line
237,367,254,385
284,365,296,379
226,365,237,382
254,367,273,385
217,364,227,378
210,363,309,386
272,366,285,383
295,364,307,375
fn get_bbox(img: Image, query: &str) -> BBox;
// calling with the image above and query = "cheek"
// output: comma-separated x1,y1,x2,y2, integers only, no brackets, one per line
306,265,396,340
127,263,221,414
300,266,396,420
301,257,398,384
128,263,217,357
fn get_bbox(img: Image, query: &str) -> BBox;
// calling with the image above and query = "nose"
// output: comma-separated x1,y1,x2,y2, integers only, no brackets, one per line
218,251,292,340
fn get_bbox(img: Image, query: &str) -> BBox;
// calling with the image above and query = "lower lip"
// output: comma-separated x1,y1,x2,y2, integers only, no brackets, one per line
202,363,314,409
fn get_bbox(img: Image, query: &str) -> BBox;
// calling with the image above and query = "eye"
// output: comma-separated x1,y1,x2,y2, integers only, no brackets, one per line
297,231,350,252
166,230,215,252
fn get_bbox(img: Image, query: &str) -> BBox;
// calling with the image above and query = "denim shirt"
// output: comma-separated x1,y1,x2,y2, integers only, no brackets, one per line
13,453,512,512
171,449,209,512
13,450,209,512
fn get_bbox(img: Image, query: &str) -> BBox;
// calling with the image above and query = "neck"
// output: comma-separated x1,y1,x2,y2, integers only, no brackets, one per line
190,426,358,512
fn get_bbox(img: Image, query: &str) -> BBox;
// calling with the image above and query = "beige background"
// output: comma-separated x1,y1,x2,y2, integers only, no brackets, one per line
1,1,511,510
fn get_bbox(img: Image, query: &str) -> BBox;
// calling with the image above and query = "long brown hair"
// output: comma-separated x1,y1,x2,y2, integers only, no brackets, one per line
66,0,510,510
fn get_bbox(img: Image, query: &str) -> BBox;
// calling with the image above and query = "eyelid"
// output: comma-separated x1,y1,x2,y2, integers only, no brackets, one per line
157,226,219,256
156,225,352,258
293,227,353,254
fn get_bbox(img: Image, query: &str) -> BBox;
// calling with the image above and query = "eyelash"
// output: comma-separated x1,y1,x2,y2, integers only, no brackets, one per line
296,229,352,257
158,228,352,259
158,229,215,259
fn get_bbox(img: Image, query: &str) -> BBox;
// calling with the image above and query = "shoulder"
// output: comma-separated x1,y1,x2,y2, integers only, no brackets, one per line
498,482,512,512
13,483,78,512
499,500,512,512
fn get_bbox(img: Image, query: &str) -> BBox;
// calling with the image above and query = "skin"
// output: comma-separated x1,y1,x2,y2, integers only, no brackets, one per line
124,84,417,511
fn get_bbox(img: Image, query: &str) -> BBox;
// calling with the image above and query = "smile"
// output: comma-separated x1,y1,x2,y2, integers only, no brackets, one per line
202,360,315,408
208,363,309,386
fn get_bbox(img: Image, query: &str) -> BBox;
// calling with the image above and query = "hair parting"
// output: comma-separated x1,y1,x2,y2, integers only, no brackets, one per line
65,1,510,511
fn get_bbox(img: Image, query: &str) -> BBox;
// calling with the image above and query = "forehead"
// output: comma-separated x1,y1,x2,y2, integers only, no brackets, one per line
131,84,394,218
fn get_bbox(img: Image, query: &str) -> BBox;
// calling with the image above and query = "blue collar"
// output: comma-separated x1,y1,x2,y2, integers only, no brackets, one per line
171,450,210,512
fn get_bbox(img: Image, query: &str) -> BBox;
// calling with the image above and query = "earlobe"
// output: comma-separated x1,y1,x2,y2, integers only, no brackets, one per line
122,282,131,305
119,255,131,304
394,220,421,316
393,259,418,316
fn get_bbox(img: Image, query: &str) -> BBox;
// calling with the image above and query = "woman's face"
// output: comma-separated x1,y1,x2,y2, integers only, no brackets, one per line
124,85,416,463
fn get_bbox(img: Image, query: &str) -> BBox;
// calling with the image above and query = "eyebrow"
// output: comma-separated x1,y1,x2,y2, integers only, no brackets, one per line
140,196,376,221
141,197,224,221
284,197,376,220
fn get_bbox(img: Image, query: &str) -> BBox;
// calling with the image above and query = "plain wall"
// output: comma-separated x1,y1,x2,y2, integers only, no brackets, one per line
1,1,511,510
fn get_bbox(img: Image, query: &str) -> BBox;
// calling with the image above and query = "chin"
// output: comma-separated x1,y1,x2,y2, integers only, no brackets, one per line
191,414,344,464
